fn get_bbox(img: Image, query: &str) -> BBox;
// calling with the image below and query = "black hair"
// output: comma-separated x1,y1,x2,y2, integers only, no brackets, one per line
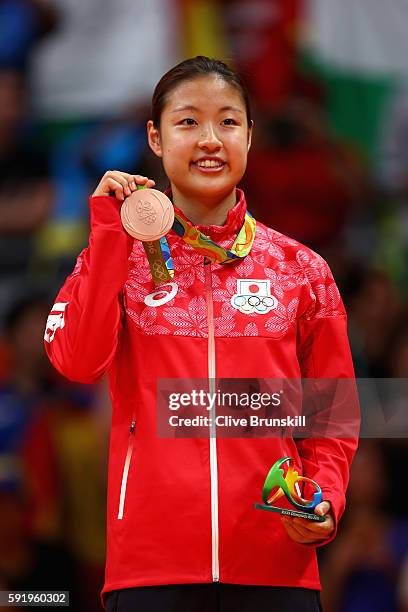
151,56,252,127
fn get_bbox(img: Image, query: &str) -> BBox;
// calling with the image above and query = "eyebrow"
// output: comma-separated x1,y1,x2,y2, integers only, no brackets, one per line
171,105,243,114
220,106,243,114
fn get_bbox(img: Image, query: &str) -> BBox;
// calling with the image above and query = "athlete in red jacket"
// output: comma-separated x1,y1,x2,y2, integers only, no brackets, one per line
44,57,359,612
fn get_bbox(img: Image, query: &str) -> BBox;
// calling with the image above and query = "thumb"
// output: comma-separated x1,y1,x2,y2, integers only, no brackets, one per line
315,501,331,516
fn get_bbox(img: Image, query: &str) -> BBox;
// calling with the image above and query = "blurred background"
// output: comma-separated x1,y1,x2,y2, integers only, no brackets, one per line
0,0,407,610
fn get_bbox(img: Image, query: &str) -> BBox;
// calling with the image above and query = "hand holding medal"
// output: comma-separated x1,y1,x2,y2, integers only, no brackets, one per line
93,170,174,241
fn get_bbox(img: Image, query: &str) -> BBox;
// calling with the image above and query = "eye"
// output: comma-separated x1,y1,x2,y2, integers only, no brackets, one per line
180,118,197,126
222,118,238,126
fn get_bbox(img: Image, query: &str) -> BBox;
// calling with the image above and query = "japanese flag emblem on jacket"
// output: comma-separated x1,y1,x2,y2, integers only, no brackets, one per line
231,279,278,314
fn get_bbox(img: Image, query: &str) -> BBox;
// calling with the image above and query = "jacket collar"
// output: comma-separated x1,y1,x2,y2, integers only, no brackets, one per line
165,188,248,242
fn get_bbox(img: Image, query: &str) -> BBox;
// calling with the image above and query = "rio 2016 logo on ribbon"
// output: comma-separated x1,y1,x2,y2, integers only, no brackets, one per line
231,279,278,315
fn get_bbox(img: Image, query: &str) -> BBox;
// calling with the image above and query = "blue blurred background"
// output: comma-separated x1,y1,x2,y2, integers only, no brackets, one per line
0,1,407,610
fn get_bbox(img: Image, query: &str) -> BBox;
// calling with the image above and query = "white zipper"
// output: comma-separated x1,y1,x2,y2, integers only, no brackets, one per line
204,259,220,582
117,419,136,520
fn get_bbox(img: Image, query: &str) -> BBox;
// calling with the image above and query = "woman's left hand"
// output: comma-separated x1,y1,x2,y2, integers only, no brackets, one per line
281,501,335,545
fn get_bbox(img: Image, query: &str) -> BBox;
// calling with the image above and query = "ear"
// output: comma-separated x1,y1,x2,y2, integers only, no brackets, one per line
147,120,162,158
247,119,253,152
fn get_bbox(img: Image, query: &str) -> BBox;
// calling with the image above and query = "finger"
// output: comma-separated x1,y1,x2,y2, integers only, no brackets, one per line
292,517,333,538
282,519,313,544
283,515,330,539
282,518,317,540
130,175,156,190
115,172,142,191
315,501,331,516
281,518,302,541
284,519,326,544
105,178,128,201
105,177,125,197
107,173,132,197
116,172,136,191
292,511,332,530
132,175,149,186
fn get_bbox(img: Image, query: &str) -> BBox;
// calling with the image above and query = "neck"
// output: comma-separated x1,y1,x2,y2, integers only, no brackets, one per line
171,187,237,226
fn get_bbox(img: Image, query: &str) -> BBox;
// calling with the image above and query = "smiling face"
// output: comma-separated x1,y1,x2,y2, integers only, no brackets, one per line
147,74,252,206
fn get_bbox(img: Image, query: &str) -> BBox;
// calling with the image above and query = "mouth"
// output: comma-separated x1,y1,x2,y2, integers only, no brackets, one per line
191,158,226,173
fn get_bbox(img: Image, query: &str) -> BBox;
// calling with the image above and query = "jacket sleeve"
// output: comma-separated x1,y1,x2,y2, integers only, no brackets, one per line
44,196,134,383
295,253,360,543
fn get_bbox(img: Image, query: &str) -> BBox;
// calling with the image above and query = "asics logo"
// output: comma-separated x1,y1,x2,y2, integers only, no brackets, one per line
144,282,178,307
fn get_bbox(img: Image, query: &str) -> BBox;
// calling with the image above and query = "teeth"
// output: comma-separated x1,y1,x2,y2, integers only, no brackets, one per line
197,160,223,168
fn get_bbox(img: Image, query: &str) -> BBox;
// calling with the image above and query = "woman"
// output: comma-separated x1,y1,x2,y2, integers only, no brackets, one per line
44,56,358,612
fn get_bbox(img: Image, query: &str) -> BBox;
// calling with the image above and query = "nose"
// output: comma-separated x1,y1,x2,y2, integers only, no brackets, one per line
198,123,222,151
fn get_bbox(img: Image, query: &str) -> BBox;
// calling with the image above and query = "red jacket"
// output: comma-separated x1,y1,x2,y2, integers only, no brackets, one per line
44,189,358,604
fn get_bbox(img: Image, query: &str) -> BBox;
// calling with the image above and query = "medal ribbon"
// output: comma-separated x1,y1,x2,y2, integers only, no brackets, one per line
140,188,256,285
